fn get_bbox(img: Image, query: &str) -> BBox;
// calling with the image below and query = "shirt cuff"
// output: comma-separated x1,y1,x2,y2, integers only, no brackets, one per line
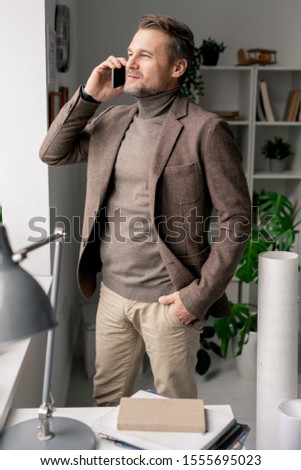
80,85,100,103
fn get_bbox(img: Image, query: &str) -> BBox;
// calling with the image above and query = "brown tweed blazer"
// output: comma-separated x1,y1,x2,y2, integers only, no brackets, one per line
40,89,252,321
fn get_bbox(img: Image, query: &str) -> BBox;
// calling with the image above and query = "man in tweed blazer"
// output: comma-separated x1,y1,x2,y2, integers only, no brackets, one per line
40,14,251,405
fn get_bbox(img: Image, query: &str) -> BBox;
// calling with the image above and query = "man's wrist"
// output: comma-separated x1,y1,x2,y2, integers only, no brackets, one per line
80,85,100,103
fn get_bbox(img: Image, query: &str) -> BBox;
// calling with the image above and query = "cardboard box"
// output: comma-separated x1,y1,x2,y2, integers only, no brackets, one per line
117,397,206,433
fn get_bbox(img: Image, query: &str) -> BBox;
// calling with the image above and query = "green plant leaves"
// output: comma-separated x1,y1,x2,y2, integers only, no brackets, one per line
261,136,294,160
196,348,211,375
235,191,300,283
235,237,269,283
195,325,222,375
181,46,204,103
213,303,255,358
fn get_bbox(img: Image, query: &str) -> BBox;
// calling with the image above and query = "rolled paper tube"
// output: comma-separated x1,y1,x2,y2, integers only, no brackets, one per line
256,251,299,450
277,399,301,449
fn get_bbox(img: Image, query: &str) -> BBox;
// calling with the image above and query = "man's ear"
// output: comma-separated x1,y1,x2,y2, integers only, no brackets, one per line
172,58,188,79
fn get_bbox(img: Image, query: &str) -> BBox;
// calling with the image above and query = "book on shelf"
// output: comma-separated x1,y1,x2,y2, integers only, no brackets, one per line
257,81,267,121
259,80,275,122
92,389,250,450
283,89,301,121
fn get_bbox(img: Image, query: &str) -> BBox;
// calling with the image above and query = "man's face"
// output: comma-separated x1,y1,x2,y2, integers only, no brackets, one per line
124,28,181,97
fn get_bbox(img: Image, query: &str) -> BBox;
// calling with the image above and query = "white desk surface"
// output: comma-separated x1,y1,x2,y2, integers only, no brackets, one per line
4,405,233,450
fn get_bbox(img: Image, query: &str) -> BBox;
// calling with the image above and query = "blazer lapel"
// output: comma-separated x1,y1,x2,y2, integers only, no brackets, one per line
149,93,188,218
88,104,138,212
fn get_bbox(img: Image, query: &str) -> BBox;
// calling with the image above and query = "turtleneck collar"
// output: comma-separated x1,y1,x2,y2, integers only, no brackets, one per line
136,88,180,119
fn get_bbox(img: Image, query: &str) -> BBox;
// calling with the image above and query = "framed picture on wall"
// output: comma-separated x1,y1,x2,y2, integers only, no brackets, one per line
47,24,56,85
49,87,69,125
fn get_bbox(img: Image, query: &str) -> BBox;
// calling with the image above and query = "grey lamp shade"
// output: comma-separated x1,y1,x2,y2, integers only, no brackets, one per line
0,225,57,343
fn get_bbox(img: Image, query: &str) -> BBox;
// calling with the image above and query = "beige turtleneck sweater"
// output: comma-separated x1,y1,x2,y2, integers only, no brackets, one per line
100,89,179,302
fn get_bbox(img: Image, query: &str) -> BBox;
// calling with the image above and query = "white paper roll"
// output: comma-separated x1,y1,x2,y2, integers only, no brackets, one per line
256,251,299,450
277,399,301,449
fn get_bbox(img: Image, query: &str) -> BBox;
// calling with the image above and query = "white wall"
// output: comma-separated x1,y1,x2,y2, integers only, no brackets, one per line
0,0,50,274
1,0,84,408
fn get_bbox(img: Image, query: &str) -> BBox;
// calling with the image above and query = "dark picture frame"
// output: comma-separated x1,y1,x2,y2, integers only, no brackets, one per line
49,87,69,125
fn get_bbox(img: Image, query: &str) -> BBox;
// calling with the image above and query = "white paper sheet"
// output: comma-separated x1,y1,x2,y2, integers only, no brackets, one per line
91,390,236,450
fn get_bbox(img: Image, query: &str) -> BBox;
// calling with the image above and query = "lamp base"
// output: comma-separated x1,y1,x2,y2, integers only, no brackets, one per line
0,417,96,449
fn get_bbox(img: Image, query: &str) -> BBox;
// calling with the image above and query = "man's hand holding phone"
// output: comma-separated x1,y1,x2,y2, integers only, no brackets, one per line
84,56,126,102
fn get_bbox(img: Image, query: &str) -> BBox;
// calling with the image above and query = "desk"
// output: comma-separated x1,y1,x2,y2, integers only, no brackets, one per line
3,405,234,450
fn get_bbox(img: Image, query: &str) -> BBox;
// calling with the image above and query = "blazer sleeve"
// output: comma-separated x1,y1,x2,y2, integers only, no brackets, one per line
39,87,100,166
179,117,252,319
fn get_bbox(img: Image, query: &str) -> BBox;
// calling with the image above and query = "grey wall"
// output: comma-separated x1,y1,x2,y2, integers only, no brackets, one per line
77,0,301,89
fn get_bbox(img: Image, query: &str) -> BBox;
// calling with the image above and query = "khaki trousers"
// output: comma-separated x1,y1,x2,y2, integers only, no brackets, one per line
93,283,204,406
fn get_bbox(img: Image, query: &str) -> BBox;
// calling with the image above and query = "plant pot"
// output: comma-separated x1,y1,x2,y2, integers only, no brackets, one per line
268,158,290,172
202,50,220,66
233,331,257,381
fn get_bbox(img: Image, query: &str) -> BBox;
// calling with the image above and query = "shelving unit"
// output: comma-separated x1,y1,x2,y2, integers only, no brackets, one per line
199,65,301,304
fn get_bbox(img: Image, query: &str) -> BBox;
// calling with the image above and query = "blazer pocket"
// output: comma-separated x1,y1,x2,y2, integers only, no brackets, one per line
163,163,200,204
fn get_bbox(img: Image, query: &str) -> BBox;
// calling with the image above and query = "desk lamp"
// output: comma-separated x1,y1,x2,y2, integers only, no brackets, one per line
0,225,96,449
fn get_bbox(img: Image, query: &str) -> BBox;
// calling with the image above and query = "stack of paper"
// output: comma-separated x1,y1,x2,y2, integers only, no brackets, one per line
91,390,247,450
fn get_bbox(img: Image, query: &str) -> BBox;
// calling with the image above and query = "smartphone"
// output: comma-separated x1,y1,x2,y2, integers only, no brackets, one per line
112,66,126,88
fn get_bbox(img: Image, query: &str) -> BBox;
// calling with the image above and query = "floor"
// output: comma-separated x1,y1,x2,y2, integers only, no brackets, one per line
66,352,257,449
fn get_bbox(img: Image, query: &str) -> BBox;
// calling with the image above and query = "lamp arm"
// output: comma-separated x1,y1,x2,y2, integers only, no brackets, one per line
41,236,62,406
26,230,65,442
12,229,66,263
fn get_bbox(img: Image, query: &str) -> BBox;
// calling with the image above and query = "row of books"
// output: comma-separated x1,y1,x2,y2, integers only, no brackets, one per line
257,80,301,122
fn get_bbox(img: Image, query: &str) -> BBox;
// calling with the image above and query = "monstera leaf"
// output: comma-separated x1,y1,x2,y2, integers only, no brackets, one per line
235,191,300,284
256,191,298,251
235,235,269,283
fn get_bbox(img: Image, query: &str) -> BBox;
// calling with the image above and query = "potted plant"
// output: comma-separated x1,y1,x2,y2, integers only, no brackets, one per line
182,46,204,103
196,190,300,377
195,325,222,375
200,37,226,66
261,136,294,172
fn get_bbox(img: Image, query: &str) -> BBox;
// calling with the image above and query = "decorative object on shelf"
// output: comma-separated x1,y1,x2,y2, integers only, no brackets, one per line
55,5,70,72
237,48,277,66
0,226,96,450
214,110,245,121
196,190,301,376
181,46,204,103
200,37,226,66
256,251,299,450
261,136,294,172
